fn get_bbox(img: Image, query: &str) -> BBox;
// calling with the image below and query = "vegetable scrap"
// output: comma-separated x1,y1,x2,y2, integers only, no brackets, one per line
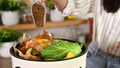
14,30,83,61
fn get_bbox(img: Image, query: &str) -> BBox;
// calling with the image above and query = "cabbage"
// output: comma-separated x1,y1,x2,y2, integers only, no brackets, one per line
41,40,83,60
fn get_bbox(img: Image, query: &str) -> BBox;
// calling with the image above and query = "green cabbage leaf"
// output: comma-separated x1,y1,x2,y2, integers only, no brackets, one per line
41,40,83,60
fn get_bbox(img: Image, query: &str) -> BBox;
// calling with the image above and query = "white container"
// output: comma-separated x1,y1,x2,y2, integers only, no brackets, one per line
0,42,16,58
50,9,64,22
10,40,87,68
1,11,19,26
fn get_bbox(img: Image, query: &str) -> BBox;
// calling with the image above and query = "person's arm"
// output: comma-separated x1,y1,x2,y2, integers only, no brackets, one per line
52,0,68,11
41,0,68,11
117,42,120,48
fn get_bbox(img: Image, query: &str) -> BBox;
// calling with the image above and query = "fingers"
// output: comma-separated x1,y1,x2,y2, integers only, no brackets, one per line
117,42,120,45
34,0,47,2
117,42,120,48
41,0,47,2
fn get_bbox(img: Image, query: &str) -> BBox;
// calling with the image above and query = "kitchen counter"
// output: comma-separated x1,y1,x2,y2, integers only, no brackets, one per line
0,57,12,68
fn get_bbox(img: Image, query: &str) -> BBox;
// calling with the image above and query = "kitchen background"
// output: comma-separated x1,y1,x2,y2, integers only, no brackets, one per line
0,0,91,44
0,0,93,68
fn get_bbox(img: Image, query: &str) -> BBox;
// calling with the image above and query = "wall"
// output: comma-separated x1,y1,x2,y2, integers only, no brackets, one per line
20,21,89,41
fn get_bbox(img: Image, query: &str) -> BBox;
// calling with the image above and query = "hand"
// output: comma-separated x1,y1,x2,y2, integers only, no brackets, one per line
34,0,47,2
117,41,120,48
41,0,47,2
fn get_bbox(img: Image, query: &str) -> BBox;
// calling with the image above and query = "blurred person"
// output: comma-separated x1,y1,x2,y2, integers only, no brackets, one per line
42,0,120,68
41,0,95,19
86,0,120,68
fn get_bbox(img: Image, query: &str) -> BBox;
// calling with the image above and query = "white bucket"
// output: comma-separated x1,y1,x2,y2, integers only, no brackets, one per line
10,40,87,68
